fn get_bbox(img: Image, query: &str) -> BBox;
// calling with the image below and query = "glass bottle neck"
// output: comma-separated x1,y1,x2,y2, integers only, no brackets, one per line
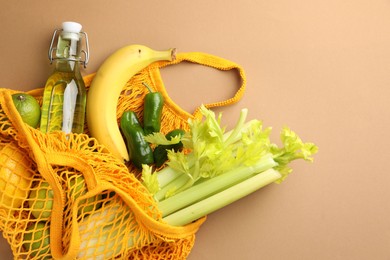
56,31,82,60
54,59,82,73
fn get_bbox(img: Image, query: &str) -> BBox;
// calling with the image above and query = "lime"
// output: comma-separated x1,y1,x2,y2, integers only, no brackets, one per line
11,93,41,128
69,175,102,215
23,221,50,257
28,181,54,220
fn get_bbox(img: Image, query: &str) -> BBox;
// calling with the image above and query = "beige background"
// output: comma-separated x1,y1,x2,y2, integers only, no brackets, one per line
1,1,390,259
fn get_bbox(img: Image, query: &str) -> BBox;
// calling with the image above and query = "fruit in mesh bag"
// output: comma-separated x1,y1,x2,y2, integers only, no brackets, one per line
28,181,54,220
0,142,33,211
23,221,50,257
69,175,102,215
28,175,102,220
11,93,41,129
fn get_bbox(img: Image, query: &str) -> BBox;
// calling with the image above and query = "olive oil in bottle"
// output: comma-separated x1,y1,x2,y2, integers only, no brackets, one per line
40,21,90,134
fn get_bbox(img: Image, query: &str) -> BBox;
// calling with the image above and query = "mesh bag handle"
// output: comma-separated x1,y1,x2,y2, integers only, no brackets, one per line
149,52,247,119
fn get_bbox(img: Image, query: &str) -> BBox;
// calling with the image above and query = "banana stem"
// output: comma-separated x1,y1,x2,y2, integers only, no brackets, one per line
170,48,177,61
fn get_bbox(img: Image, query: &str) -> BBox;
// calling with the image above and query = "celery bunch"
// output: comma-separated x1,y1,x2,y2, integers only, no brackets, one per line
77,105,317,258
143,105,318,226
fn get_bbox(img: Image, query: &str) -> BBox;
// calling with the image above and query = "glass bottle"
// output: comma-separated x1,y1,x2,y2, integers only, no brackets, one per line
40,21,90,134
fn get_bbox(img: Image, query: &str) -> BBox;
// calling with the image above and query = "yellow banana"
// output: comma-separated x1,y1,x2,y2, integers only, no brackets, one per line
87,45,176,162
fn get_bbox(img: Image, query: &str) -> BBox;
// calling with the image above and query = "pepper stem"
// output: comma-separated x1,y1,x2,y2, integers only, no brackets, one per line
142,82,154,93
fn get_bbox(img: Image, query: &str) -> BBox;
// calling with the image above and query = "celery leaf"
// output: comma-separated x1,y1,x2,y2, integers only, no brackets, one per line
144,132,182,146
272,127,318,182
141,164,160,194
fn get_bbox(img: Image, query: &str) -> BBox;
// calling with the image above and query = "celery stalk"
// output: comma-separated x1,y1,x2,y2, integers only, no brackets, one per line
162,168,282,226
154,173,191,201
155,165,183,188
158,154,276,216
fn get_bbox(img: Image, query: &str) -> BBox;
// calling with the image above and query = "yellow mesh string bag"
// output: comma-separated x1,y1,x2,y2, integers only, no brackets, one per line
0,52,246,259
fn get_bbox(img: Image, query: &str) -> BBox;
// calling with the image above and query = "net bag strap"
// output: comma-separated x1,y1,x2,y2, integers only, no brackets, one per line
149,52,247,119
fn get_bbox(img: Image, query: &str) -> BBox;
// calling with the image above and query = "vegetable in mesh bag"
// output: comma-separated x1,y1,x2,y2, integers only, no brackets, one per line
77,105,317,258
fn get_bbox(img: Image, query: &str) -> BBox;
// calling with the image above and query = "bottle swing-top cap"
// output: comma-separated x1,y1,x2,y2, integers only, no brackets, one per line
48,21,90,67
61,21,82,41
62,21,82,33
